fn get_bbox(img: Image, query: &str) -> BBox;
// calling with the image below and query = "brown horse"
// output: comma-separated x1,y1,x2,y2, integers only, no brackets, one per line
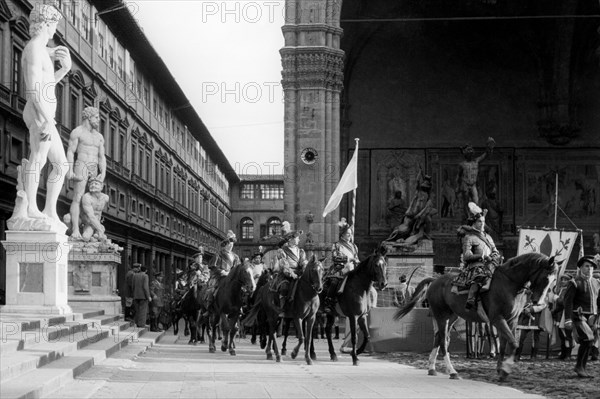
395,252,556,381
206,262,256,354
319,245,388,366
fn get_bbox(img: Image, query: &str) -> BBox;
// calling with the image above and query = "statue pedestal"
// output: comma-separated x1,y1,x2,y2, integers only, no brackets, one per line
68,244,122,315
379,239,435,307
1,231,72,314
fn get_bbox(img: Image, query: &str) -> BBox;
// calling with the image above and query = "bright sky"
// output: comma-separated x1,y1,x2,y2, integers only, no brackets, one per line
133,1,286,175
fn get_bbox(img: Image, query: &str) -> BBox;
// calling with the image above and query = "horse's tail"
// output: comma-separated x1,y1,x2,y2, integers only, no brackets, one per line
393,277,434,321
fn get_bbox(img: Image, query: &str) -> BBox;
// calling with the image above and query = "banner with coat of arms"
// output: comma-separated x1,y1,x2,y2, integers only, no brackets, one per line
517,228,579,275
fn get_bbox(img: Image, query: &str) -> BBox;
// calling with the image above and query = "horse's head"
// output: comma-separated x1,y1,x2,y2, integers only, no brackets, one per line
528,254,557,305
303,254,324,294
235,261,257,295
369,244,388,290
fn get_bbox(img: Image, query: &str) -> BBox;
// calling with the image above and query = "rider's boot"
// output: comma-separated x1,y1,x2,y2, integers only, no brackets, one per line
465,283,480,310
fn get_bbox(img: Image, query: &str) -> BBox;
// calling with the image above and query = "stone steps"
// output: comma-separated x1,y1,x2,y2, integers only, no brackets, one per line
0,311,164,399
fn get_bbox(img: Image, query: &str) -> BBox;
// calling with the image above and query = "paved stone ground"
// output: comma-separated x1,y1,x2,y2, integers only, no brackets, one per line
45,328,544,399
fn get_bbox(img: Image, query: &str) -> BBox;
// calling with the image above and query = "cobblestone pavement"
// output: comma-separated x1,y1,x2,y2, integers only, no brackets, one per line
46,331,544,399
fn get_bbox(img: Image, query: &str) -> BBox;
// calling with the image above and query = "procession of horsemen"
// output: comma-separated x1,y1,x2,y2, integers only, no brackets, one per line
148,204,599,382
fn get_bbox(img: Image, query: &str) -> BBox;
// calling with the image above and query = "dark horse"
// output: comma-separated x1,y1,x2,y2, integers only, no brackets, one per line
317,245,388,366
180,282,206,344
249,255,323,364
395,252,556,381
206,262,256,354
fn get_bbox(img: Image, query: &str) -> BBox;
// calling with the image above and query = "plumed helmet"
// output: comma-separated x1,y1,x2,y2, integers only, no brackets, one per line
467,202,487,225
220,230,236,247
279,221,302,247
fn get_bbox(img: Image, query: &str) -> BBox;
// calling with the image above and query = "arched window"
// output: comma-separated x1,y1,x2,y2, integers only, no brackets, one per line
267,217,282,236
241,217,254,240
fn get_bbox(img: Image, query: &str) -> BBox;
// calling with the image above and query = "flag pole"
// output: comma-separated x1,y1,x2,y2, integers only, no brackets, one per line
350,138,359,237
553,172,558,229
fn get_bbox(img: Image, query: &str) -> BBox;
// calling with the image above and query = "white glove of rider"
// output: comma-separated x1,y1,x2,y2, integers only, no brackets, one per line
220,270,228,277
290,272,298,279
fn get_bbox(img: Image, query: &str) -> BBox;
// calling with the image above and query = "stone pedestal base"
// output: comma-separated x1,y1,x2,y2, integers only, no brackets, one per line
379,239,435,307
68,246,122,315
1,231,72,315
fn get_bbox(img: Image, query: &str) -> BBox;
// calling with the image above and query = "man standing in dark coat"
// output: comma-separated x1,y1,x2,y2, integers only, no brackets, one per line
564,255,600,378
132,264,152,328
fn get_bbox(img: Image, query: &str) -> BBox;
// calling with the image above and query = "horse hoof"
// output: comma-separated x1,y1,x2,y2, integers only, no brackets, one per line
281,349,287,356
353,360,359,366
230,350,236,356
221,345,227,352
200,339,205,344
267,353,273,360
428,370,437,376
276,356,281,363
331,354,338,362
306,358,313,365
498,370,509,382
291,351,298,360
310,353,317,361
251,339,257,345
449,373,460,380
209,347,216,353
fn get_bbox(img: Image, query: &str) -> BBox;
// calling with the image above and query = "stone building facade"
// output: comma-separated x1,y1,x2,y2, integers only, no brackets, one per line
282,0,600,265
0,0,237,300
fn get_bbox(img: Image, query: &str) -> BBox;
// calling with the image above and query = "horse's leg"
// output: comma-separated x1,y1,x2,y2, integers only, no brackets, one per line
441,315,460,379
305,315,316,365
184,316,190,336
325,313,337,361
208,314,217,353
494,318,519,382
356,314,370,356
281,318,290,356
221,316,229,352
228,315,239,356
187,315,196,345
291,318,304,360
265,319,274,360
491,325,500,358
172,312,179,335
349,316,359,366
428,317,442,376
251,324,257,345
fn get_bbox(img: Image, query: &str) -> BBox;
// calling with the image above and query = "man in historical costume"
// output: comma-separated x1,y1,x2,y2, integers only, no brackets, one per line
274,221,307,316
204,231,240,315
150,271,165,332
564,255,600,378
551,274,575,360
132,265,152,328
250,247,265,283
66,107,106,240
456,137,495,217
514,288,548,361
19,2,71,226
323,219,359,313
454,202,501,310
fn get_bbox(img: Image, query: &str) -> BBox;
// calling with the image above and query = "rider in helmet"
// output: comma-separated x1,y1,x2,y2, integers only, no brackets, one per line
203,231,240,316
457,202,500,311
274,221,306,316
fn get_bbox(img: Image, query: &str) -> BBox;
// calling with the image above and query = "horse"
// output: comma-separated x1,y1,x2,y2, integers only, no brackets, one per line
317,245,388,366
180,281,207,344
170,294,189,336
394,252,556,381
206,261,256,355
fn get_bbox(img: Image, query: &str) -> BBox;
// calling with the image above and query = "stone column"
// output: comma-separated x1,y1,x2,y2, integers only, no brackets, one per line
281,0,344,250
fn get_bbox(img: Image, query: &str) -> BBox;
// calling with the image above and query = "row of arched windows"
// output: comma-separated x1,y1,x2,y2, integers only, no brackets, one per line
240,217,282,240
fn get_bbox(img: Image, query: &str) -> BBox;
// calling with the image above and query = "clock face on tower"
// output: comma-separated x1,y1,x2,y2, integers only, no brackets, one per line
301,147,318,165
